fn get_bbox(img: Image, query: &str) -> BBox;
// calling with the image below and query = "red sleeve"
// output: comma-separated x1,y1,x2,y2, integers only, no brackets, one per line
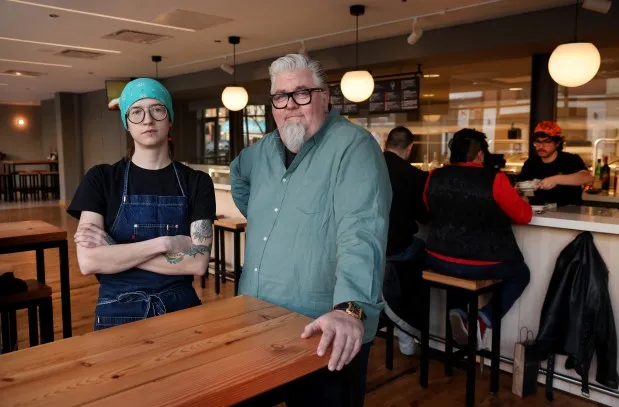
493,173,532,224
423,170,432,212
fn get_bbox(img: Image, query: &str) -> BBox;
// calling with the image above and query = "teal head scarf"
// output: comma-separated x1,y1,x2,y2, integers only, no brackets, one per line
119,78,174,129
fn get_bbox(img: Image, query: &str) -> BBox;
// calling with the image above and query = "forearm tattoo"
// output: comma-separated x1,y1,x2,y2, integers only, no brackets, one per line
164,220,213,264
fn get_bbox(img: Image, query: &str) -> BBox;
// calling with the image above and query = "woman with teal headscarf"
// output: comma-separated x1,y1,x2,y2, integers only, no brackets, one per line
67,78,216,330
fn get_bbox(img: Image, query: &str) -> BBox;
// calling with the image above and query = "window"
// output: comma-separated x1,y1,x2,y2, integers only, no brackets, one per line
346,56,532,172
556,46,619,171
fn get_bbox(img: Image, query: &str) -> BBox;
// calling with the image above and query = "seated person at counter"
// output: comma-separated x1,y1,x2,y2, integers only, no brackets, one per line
424,128,532,348
520,121,593,206
230,54,391,406
383,126,428,356
67,78,215,330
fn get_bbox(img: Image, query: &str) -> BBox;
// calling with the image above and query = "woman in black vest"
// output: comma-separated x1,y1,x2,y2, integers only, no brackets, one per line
423,129,532,349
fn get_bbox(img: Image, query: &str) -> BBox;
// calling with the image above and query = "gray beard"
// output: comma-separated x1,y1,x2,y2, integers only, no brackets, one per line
280,121,307,153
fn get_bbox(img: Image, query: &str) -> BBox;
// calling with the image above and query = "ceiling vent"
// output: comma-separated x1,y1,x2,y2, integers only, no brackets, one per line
55,49,105,59
102,29,171,44
152,9,232,30
2,69,43,77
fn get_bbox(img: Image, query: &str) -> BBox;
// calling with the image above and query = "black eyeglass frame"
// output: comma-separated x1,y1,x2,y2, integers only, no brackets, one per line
269,88,324,109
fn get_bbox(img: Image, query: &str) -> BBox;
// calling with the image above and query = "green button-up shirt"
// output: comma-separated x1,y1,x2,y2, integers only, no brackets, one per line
230,109,392,344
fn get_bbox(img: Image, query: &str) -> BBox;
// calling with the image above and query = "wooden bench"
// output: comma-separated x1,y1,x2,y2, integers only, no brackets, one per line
419,270,503,407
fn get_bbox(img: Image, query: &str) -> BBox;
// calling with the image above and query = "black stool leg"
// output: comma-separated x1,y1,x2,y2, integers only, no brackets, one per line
28,306,39,347
419,280,431,388
214,226,221,294
233,230,241,296
220,228,227,285
39,298,54,343
1,312,11,353
466,292,478,407
490,285,502,395
444,293,454,377
386,318,394,371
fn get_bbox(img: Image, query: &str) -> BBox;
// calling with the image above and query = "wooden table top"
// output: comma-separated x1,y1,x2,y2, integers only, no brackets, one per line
0,220,67,247
0,296,328,407
1,160,58,165
215,216,247,230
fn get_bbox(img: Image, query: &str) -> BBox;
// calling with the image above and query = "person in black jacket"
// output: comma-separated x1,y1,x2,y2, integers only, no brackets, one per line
536,231,618,397
382,126,428,356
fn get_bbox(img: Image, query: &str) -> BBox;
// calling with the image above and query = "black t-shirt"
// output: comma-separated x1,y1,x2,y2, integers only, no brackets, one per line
520,151,587,206
67,159,216,231
384,151,429,256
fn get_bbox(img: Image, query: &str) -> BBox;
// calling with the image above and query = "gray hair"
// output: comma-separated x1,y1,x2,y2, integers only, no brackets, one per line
268,54,327,93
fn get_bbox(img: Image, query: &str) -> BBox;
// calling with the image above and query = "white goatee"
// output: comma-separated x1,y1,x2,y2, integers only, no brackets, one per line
280,121,307,153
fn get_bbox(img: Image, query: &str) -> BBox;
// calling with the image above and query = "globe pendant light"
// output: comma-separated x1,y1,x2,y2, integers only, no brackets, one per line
340,5,374,103
548,0,601,87
221,36,249,111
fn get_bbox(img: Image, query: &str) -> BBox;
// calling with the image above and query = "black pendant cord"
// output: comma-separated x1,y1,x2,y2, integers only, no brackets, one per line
574,0,580,42
355,15,359,70
233,43,237,85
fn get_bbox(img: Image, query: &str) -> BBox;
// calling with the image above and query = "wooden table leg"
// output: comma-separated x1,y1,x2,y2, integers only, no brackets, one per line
58,240,72,338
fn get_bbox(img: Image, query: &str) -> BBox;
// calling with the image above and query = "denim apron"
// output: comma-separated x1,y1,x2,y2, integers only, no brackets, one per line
94,160,201,331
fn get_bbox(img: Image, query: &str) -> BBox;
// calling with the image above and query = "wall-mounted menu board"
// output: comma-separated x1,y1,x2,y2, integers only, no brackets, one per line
328,75,420,118
328,85,359,115
369,77,420,114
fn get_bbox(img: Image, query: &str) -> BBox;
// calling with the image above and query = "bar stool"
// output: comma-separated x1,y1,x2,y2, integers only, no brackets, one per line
39,171,60,200
17,171,41,201
419,270,503,407
199,215,225,288
1,279,54,353
375,311,395,370
0,172,9,202
212,217,247,296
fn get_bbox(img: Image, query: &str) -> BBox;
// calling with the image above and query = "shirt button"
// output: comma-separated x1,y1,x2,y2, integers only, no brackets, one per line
282,178,287,182
274,208,279,212
263,236,267,241
254,267,258,272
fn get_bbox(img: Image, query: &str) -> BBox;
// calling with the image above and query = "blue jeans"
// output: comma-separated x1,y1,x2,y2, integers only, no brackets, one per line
236,342,372,407
426,255,531,328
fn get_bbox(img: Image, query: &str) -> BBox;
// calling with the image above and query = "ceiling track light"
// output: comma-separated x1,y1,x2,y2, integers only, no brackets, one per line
407,18,424,45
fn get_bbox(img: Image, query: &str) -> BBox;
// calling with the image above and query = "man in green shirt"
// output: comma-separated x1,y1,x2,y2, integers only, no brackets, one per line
230,54,391,406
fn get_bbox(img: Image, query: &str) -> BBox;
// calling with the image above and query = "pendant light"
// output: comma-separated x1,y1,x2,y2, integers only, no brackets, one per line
548,0,601,87
221,36,248,111
340,5,374,103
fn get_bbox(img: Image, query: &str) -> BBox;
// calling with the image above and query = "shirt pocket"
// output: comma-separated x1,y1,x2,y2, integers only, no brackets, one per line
295,179,328,215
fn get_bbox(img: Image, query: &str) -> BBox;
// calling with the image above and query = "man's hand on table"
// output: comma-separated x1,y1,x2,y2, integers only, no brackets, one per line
301,310,364,372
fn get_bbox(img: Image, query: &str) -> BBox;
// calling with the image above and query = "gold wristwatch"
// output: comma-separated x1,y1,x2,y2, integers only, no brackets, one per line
333,301,366,320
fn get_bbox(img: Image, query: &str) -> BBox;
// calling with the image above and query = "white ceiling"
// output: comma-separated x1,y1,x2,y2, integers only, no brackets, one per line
0,0,573,105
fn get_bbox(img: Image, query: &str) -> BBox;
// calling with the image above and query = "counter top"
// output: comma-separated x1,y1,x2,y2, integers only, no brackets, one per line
582,190,619,204
530,206,619,235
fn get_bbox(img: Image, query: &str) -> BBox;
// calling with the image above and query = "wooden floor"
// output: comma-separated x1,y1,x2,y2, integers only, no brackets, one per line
0,203,601,407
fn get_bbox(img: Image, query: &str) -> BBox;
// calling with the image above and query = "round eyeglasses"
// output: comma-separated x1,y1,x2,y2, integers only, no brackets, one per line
126,104,168,124
270,88,324,109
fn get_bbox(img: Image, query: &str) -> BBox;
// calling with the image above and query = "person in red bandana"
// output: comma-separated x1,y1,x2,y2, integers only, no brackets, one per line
520,121,593,206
